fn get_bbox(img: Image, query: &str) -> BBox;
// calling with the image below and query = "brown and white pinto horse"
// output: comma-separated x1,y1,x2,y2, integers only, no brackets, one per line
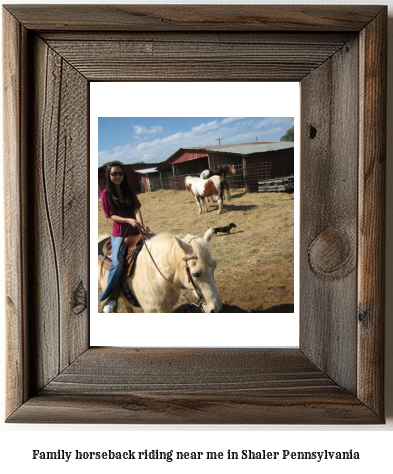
185,175,231,215
200,163,236,180
200,164,236,202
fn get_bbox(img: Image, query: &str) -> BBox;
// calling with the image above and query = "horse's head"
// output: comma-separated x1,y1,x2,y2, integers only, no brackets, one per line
174,233,222,313
228,164,236,174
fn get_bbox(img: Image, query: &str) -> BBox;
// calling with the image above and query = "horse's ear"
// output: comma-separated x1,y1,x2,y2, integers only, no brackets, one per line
203,228,214,242
174,237,193,255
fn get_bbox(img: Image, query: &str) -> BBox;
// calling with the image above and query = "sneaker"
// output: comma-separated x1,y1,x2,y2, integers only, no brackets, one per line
103,298,117,313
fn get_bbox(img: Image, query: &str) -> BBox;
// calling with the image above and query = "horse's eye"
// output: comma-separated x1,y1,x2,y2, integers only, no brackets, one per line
192,272,200,278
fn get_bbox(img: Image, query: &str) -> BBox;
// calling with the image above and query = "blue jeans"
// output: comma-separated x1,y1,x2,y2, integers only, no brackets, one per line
99,236,126,301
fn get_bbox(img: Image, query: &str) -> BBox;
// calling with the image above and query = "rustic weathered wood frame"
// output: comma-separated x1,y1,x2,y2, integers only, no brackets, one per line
3,5,386,424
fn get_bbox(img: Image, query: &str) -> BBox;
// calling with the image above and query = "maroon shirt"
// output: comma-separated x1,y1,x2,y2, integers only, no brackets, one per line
100,188,141,237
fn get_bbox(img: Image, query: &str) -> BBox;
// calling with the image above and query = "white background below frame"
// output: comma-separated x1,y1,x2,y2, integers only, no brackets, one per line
90,82,300,348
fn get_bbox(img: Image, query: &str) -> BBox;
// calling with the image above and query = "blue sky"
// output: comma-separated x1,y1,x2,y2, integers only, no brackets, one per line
98,117,294,167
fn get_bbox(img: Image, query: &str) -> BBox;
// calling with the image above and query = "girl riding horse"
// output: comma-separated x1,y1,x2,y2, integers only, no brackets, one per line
99,161,150,312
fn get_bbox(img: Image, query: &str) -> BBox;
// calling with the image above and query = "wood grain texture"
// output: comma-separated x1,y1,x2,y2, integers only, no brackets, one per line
46,35,350,82
9,392,378,425
3,5,386,424
29,36,90,389
3,8,30,418
7,348,379,424
3,4,384,31
300,36,359,393
358,8,387,416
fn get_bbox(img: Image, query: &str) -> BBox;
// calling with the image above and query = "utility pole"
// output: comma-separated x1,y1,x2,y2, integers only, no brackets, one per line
216,137,223,145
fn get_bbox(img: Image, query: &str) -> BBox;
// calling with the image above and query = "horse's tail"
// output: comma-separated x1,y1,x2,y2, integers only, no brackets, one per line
222,179,231,201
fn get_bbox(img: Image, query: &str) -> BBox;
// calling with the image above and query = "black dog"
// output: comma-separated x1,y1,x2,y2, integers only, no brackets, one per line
213,223,237,235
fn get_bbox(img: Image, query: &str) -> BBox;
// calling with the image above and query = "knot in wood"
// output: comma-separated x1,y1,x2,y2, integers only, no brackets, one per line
308,228,355,279
358,307,370,326
309,125,317,139
72,281,87,315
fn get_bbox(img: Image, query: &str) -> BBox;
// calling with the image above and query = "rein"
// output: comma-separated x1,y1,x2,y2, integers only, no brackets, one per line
183,255,206,308
135,223,207,312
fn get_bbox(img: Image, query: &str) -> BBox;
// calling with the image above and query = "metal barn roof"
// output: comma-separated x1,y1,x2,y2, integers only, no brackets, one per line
191,141,294,155
158,141,294,170
134,168,158,175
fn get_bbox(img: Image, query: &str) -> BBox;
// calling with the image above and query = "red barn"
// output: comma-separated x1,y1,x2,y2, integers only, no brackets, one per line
157,141,294,192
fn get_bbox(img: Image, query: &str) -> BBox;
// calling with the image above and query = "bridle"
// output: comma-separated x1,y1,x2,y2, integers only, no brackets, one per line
182,255,207,309
135,224,207,312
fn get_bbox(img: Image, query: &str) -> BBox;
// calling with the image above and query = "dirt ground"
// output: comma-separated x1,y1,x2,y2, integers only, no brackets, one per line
98,188,294,313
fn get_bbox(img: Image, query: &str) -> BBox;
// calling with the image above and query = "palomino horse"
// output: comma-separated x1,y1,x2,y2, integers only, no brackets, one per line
185,175,231,215
98,230,222,313
200,163,236,180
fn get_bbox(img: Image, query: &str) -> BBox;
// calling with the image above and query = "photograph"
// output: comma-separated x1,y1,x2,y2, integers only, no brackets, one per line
97,117,295,315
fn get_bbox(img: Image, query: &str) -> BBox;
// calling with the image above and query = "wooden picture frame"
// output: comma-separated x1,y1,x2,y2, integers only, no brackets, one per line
3,5,386,424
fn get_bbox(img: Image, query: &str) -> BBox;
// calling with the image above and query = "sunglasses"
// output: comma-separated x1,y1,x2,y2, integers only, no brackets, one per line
110,171,124,177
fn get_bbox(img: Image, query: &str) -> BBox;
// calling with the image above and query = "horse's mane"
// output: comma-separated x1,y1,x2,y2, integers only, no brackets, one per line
182,233,213,264
144,231,173,248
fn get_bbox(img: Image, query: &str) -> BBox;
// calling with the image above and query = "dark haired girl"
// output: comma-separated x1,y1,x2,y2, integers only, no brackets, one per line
99,161,150,312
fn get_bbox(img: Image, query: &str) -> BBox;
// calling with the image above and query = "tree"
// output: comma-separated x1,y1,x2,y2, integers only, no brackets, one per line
280,126,294,142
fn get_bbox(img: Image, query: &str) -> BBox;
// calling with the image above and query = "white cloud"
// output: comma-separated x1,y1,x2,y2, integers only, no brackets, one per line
191,120,220,133
221,117,244,124
134,125,163,135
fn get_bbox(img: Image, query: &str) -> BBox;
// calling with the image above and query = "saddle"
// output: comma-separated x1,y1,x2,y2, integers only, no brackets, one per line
100,235,145,275
98,233,153,307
